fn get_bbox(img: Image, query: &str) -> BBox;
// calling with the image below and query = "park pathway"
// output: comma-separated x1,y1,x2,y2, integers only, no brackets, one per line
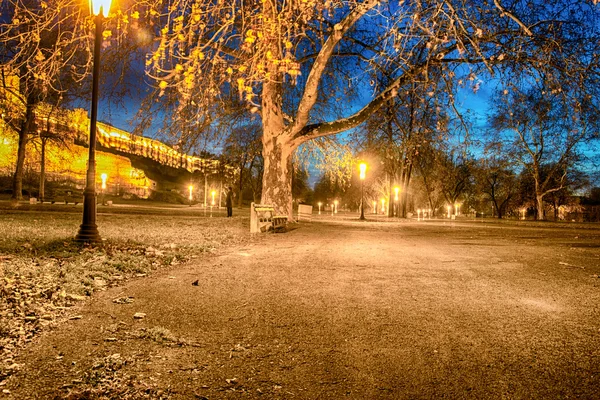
4,219,600,399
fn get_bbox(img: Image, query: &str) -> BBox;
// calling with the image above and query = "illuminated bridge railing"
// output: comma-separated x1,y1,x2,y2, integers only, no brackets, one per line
32,111,231,174
90,122,226,174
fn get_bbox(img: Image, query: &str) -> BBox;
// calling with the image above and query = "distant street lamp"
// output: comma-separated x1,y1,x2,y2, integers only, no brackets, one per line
455,203,460,216
318,201,322,215
447,205,451,218
211,190,216,206
100,173,107,206
359,163,366,220
417,208,421,221
372,200,377,214
334,200,338,214
189,185,193,207
76,0,112,243
381,198,385,215
394,186,400,217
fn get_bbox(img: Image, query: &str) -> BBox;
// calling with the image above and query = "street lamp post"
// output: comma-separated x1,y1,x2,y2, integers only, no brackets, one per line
189,185,193,207
100,173,107,206
210,190,216,216
394,187,399,217
76,0,112,243
318,202,322,215
359,163,366,220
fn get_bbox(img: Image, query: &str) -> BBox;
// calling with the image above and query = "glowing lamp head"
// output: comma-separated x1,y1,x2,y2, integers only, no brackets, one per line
359,163,367,180
100,173,107,189
89,0,112,17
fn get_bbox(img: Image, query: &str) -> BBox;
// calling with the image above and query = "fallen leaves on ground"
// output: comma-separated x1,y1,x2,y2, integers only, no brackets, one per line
61,353,173,399
0,241,187,383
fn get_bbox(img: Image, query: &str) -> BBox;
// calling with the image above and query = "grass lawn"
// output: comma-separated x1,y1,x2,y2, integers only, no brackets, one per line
0,202,255,385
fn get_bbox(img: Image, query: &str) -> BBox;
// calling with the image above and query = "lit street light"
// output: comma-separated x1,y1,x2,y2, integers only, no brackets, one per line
76,0,112,243
359,163,366,220
455,203,460,217
100,173,107,206
318,201,322,215
334,200,338,214
210,190,216,217
381,198,385,215
394,186,400,217
372,200,377,214
189,185,193,207
447,205,451,219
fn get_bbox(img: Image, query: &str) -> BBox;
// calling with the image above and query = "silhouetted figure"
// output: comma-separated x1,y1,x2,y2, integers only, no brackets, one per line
226,186,233,217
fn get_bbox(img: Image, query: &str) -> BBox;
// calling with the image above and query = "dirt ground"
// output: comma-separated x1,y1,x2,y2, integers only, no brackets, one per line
3,217,600,399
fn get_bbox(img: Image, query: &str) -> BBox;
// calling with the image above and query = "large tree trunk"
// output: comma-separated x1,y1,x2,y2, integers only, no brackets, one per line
237,159,244,208
261,130,294,219
259,55,297,219
533,173,546,220
39,137,46,202
536,193,545,220
12,102,35,201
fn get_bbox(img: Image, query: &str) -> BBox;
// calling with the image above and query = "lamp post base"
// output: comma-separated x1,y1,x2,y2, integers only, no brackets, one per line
75,223,101,242
75,190,101,243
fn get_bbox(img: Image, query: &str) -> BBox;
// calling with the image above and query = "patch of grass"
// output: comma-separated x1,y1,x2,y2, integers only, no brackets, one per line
0,209,257,382
135,326,178,344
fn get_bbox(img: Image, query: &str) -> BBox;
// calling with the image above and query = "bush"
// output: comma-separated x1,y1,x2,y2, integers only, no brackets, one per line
149,189,187,204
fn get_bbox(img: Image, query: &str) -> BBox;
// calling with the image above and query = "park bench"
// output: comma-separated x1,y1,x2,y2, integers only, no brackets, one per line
250,202,288,233
297,204,313,222
40,191,81,205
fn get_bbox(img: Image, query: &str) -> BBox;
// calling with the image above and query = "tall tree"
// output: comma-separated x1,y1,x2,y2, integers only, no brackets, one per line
0,0,92,200
222,121,263,207
488,85,598,220
474,145,518,219
147,0,600,218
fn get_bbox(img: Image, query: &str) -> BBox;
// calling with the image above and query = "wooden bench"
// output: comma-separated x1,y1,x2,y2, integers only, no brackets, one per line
250,202,288,233
40,191,80,205
297,204,313,222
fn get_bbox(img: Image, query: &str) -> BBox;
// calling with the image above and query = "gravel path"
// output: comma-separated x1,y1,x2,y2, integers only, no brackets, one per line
4,218,600,399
